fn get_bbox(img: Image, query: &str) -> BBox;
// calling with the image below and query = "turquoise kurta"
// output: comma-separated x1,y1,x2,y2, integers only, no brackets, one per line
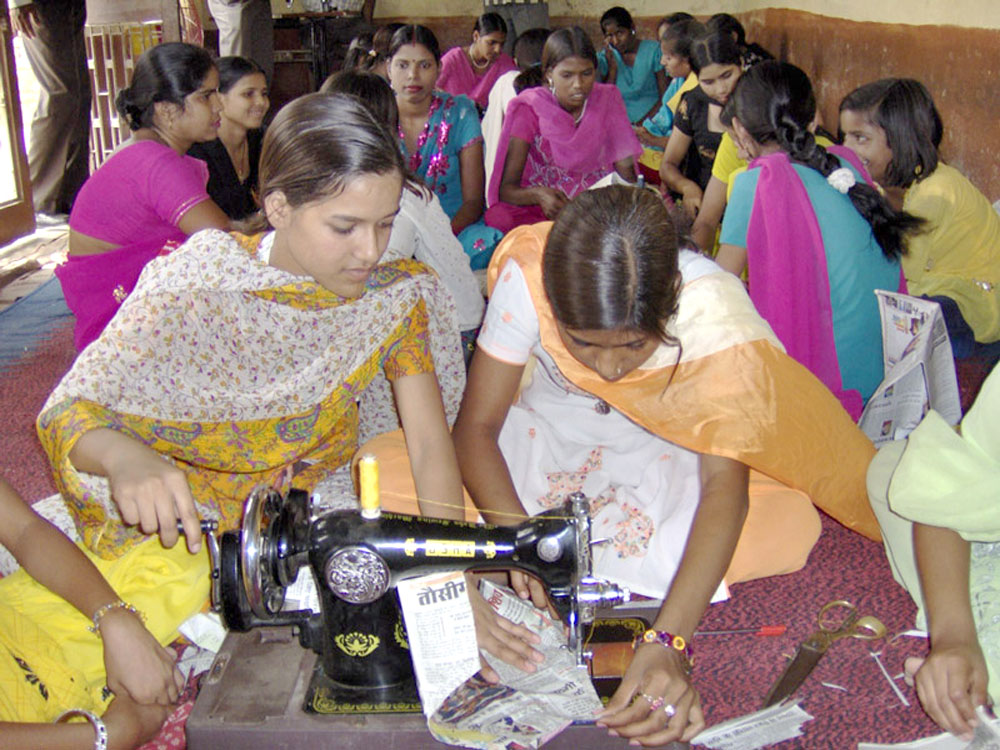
597,39,663,123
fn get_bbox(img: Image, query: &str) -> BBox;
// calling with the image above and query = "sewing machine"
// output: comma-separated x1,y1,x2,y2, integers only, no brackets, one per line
197,482,630,724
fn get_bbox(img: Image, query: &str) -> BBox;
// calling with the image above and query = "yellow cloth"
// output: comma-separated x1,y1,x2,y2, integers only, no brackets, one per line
638,73,699,171
37,230,466,558
488,223,880,540
667,72,699,113
902,163,1000,343
714,133,834,200
0,538,208,722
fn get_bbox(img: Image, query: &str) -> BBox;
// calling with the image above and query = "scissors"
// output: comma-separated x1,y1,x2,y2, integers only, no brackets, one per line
762,599,887,707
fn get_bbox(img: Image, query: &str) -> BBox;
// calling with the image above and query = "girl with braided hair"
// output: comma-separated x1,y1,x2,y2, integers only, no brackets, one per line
716,61,920,420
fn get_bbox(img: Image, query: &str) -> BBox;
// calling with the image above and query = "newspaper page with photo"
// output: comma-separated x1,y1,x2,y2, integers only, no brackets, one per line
859,291,961,447
426,580,603,750
397,571,482,717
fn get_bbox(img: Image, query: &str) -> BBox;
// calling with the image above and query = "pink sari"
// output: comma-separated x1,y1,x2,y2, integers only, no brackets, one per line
745,145,905,420
437,47,517,111
485,84,642,232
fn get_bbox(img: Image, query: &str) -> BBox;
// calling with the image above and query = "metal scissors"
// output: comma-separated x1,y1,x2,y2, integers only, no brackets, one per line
762,599,887,707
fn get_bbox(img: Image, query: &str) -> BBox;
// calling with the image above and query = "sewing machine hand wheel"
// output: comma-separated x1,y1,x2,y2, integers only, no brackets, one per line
241,485,287,619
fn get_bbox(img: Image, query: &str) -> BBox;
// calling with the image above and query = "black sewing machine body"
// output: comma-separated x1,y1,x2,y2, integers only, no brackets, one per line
214,487,627,709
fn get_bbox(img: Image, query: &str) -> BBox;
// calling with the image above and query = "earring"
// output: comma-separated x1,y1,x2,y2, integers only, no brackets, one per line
547,79,555,94
914,164,923,176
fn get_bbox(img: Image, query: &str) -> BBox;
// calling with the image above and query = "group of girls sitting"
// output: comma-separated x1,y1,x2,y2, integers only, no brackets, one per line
6,8,999,750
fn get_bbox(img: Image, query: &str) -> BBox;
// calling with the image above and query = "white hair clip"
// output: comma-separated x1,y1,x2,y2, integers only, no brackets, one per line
827,167,856,194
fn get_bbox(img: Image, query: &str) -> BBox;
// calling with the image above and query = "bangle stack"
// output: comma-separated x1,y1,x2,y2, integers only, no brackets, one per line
55,708,108,750
88,599,145,637
634,628,694,673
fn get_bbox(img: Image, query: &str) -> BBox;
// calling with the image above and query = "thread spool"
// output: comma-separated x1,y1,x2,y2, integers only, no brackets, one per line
359,454,381,519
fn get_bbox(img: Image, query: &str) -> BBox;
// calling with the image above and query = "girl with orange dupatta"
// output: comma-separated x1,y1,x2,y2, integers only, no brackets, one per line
453,186,881,746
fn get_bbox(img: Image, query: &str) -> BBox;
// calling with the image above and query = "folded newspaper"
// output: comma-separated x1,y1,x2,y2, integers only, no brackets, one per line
858,291,961,447
399,577,602,750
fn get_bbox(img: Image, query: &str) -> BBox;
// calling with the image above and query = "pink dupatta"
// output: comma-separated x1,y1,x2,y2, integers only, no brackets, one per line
437,47,517,111
487,83,641,207
744,145,902,421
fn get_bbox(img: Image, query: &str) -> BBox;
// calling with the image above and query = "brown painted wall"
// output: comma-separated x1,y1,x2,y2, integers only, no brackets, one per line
386,9,1000,199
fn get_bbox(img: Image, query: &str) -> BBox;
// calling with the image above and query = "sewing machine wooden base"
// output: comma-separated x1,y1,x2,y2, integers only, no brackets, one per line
187,609,689,749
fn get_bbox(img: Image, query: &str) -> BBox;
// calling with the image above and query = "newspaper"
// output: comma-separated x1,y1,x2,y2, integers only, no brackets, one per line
859,291,961,447
397,571,482,717
691,701,814,750
858,706,1000,749
426,580,603,750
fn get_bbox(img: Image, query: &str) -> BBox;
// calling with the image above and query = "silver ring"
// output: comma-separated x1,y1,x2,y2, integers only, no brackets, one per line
663,703,677,718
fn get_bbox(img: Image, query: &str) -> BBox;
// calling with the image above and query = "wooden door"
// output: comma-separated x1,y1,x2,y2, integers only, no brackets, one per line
0,0,35,246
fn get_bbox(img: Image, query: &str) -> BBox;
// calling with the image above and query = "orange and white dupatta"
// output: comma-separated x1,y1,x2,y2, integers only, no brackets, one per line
488,223,880,540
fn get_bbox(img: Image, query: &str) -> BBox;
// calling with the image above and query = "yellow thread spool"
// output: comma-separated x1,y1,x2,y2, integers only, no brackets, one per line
359,454,381,519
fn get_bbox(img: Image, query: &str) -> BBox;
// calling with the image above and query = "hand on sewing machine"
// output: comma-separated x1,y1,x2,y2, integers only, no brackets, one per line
68,428,203,553
467,574,545,682
596,641,705,746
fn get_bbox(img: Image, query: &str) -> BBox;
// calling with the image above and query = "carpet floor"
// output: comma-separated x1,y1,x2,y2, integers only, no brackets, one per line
0,281,952,748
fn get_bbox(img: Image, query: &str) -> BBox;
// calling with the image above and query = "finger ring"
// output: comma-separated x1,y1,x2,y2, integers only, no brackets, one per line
663,703,677,718
639,693,664,711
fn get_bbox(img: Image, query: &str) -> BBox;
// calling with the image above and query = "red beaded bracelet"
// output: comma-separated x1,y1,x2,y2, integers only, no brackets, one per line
634,628,694,671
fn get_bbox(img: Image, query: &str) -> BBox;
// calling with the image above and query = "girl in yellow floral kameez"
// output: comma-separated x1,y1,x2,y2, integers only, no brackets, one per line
5,93,468,745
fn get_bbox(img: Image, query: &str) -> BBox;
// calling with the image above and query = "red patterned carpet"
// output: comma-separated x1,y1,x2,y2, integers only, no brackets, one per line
0,286,957,748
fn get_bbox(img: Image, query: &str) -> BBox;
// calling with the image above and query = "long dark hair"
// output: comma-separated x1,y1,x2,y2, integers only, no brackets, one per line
724,61,921,260
474,12,507,37
216,56,265,94
839,78,942,189
518,26,597,93
389,24,442,64
600,6,634,31
252,93,405,231
543,186,681,344
116,42,215,131
688,31,742,76
661,19,705,62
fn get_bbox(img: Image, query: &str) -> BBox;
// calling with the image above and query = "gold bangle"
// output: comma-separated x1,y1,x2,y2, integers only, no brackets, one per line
88,600,145,637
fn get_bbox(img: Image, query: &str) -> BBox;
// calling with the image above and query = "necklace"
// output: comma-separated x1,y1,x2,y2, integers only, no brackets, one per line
468,45,489,71
228,138,249,182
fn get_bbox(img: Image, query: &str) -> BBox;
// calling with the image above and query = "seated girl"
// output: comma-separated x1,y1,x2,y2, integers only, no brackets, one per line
188,56,270,221
437,13,517,113
840,79,1000,365
485,27,641,233
658,31,743,218
38,93,467,570
596,6,666,125
321,70,485,348
716,62,918,420
454,186,883,745
635,18,701,176
387,25,499,265
482,28,551,193
61,42,230,351
867,365,1000,740
0,476,191,748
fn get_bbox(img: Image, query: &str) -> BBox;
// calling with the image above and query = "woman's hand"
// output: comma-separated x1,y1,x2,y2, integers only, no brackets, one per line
597,644,704,746
680,184,703,219
102,694,174,750
69,429,202,552
634,126,654,146
909,640,989,739
466,573,545,682
535,187,570,219
100,608,185,705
